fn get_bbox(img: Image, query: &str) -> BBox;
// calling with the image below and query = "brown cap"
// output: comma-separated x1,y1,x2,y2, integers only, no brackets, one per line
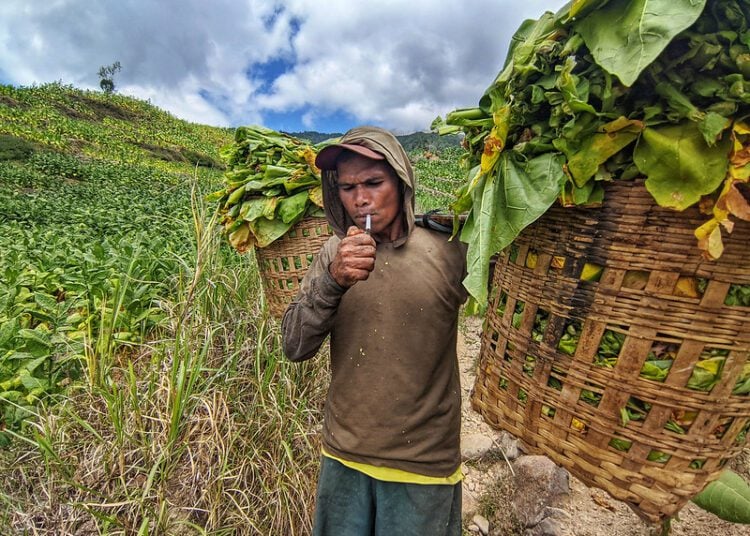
315,143,385,171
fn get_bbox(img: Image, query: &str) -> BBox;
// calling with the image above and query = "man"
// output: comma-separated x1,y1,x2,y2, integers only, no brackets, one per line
281,126,467,535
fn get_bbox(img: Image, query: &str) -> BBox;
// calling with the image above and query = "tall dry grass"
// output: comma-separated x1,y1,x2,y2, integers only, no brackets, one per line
0,183,329,535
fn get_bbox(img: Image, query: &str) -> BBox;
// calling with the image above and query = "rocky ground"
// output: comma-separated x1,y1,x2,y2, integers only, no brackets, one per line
457,315,750,536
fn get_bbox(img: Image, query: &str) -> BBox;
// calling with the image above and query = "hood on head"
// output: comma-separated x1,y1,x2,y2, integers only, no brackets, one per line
319,126,415,246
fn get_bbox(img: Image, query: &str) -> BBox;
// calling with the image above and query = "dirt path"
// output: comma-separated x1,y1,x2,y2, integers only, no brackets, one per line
457,315,750,536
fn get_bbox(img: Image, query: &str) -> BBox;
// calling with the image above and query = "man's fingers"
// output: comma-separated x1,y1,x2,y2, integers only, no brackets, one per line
342,243,376,257
329,257,374,287
346,255,375,271
329,226,377,287
340,231,376,254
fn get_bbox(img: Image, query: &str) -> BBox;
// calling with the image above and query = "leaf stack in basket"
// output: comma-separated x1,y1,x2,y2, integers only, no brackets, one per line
435,0,750,525
210,126,332,317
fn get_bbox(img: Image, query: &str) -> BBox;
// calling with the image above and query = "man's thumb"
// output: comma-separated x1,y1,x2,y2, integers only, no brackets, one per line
346,225,363,237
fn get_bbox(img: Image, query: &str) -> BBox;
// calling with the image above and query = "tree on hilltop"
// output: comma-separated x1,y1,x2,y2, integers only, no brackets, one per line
98,61,121,94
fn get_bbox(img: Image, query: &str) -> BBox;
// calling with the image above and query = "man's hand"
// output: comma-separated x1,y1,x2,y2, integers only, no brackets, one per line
329,226,376,288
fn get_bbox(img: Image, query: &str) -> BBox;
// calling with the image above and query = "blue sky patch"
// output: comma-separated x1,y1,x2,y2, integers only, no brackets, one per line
251,57,294,92
262,106,353,135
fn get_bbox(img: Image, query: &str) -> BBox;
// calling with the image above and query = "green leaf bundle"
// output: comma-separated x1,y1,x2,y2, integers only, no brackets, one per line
210,126,329,251
438,0,750,306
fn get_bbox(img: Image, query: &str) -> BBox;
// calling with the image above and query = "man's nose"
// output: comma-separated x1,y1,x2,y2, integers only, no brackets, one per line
354,187,370,206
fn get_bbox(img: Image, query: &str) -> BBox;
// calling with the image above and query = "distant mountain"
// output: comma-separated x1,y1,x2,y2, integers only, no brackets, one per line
283,131,343,144
285,130,462,152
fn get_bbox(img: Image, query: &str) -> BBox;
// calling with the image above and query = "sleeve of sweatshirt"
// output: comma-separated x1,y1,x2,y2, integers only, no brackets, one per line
281,237,346,362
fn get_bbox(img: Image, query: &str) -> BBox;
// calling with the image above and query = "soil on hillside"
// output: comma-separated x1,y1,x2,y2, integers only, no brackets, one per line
457,315,750,536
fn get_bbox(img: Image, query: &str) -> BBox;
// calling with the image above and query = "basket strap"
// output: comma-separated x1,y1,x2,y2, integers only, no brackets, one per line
416,210,454,234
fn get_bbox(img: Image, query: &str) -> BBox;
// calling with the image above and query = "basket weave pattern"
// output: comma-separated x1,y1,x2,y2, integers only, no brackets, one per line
255,217,332,318
471,180,750,523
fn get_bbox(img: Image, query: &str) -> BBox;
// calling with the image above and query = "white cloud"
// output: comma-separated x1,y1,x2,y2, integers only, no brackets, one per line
122,79,236,127
0,0,570,132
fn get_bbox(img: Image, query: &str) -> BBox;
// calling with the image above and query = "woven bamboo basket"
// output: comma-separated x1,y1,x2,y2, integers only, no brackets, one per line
471,179,750,523
254,217,332,318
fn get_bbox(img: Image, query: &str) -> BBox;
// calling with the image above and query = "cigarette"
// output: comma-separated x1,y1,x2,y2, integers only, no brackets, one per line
365,214,371,234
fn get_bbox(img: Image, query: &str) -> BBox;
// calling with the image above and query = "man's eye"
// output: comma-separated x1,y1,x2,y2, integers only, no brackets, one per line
338,185,354,191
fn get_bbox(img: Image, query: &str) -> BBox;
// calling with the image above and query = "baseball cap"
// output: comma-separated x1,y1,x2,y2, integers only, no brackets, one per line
315,143,385,171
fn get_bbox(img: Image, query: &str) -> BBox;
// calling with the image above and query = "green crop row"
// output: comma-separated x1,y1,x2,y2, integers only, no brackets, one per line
0,147,228,442
412,146,464,213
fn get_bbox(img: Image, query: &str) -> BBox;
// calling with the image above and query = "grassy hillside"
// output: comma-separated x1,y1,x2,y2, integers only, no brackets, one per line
0,82,229,169
0,83,326,534
0,83,463,534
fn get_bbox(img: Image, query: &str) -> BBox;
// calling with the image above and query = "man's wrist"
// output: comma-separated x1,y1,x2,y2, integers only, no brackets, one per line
326,262,348,292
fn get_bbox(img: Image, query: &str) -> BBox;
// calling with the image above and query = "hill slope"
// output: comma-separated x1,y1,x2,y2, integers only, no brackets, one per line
0,82,232,172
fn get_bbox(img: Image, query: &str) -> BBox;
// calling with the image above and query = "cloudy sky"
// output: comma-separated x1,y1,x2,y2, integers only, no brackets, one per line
1,0,569,134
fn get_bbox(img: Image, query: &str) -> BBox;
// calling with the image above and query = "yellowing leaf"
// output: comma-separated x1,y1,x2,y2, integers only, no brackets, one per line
674,277,700,298
695,218,725,260
492,105,510,139
261,197,279,220
581,263,603,282
480,106,511,175
571,417,587,432
731,145,750,169
694,357,724,377
300,147,319,174
480,131,503,174
309,185,324,208
724,182,750,221
730,164,750,180
228,222,254,253
525,252,538,269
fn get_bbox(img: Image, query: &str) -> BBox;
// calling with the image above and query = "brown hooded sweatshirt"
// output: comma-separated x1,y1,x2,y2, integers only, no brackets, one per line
281,126,467,478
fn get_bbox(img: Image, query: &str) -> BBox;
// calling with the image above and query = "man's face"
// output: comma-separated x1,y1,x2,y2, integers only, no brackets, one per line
336,153,404,242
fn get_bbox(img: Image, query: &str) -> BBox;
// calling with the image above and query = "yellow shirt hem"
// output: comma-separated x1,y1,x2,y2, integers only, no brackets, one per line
321,448,463,485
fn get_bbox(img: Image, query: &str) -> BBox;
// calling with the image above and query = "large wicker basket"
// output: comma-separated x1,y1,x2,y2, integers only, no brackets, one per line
471,180,750,523
254,217,332,318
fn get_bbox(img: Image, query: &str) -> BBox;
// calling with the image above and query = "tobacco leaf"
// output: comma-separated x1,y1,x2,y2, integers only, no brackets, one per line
692,470,750,523
567,117,644,187
277,190,309,224
634,121,731,210
249,217,295,249
574,0,707,86
460,152,566,305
